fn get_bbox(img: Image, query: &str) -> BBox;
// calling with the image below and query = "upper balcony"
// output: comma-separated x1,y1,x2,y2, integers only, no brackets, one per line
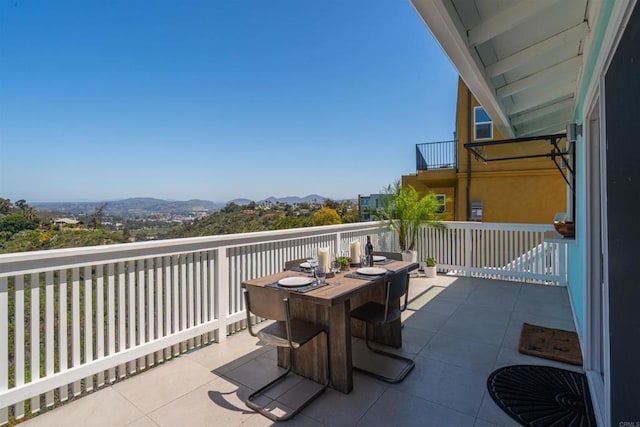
0,221,574,426
415,140,457,172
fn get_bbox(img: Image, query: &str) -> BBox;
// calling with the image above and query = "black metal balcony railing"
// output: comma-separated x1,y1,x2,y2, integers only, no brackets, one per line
416,140,457,171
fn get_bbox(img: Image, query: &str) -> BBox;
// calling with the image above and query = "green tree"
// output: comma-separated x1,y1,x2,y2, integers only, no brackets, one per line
311,207,341,226
323,198,339,210
14,199,28,210
273,215,310,230
89,203,108,229
122,224,131,240
221,202,242,213
0,213,38,235
341,209,361,223
23,207,38,222
0,197,12,214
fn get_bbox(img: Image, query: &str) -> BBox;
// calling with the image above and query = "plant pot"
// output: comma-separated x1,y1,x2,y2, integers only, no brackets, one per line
553,221,575,238
424,266,436,278
401,250,418,263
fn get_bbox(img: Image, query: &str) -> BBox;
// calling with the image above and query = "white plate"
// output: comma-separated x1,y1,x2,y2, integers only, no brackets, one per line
278,277,314,287
299,262,311,268
356,267,387,276
372,256,386,262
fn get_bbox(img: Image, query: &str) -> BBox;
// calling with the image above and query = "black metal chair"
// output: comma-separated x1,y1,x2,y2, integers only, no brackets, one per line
284,258,309,271
372,251,403,261
243,286,330,421
350,271,414,383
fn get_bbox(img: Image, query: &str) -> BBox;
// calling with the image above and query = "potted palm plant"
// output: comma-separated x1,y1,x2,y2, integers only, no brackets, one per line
375,182,445,262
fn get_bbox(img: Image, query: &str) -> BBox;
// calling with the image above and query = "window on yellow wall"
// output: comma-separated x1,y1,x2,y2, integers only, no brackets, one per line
471,201,483,221
474,106,493,140
435,194,446,214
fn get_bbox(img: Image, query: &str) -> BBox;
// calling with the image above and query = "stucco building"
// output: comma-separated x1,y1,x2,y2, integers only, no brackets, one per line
403,78,567,224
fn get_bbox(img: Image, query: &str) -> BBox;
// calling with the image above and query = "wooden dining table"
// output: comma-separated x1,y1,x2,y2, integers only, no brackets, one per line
241,260,418,394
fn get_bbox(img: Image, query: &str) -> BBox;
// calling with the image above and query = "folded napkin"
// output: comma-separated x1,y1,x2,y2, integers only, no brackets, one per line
345,272,386,281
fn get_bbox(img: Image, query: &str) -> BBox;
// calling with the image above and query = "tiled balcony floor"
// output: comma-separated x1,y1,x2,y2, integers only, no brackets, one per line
21,276,580,427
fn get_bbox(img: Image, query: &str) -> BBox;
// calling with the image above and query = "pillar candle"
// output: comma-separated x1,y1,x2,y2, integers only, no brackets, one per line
350,241,360,264
317,247,330,272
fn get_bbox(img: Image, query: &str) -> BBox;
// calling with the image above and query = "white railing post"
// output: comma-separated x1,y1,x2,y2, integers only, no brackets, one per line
30,273,40,413
45,271,55,406
0,278,7,425
215,247,229,342
558,242,567,286
464,225,472,277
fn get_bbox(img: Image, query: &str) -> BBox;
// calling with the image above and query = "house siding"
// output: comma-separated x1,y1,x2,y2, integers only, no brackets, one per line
567,0,617,341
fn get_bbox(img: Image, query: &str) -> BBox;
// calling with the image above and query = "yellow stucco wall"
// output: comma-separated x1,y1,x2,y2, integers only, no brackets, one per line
402,175,455,220
456,78,554,172
460,170,566,223
403,77,567,224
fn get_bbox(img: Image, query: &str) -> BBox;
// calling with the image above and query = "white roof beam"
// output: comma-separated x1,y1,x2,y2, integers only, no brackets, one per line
513,108,573,134
410,0,514,137
518,119,569,137
485,22,589,77
496,56,583,99
467,0,562,47
506,80,576,115
510,97,574,126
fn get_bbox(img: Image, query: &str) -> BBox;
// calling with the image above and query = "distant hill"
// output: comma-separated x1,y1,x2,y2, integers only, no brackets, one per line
33,198,222,216
260,194,326,205
228,198,253,206
31,195,337,217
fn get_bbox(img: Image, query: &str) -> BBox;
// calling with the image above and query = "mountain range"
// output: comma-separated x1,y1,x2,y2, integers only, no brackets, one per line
32,195,334,216
229,194,326,206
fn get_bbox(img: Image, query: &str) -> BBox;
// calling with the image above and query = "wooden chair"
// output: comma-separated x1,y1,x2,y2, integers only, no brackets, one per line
350,271,414,383
243,286,330,421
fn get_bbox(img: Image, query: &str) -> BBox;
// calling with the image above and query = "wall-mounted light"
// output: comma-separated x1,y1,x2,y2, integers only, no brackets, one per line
566,123,583,143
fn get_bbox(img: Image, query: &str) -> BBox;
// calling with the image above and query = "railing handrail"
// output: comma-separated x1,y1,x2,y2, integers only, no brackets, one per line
0,221,554,275
0,221,385,277
415,139,457,171
416,139,457,146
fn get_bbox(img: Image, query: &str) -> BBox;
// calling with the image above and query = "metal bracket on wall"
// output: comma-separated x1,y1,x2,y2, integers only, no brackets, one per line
463,132,575,194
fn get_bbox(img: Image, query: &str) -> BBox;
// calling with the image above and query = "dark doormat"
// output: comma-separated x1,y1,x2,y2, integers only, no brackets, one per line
518,323,583,366
487,365,596,426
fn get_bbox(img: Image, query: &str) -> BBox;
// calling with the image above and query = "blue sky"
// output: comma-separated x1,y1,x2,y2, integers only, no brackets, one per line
0,0,457,203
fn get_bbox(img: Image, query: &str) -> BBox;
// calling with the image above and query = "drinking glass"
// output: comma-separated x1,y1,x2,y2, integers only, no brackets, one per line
331,260,340,274
316,267,326,285
361,255,369,267
308,255,318,277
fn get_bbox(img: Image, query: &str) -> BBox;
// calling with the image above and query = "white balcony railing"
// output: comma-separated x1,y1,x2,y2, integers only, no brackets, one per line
0,221,565,425
415,221,566,284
